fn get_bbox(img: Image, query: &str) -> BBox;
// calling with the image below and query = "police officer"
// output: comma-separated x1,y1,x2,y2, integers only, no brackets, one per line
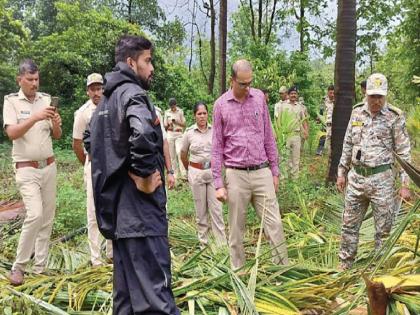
87,35,179,314
3,59,62,285
274,86,309,179
316,85,335,155
72,73,113,267
274,85,288,117
164,98,187,180
155,105,176,189
180,102,226,247
337,73,412,270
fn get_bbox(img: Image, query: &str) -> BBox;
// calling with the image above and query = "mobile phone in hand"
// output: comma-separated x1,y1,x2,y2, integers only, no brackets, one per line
51,97,59,110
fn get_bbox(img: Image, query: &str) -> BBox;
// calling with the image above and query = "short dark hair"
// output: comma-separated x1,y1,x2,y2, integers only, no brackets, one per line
360,80,367,89
193,102,208,114
169,98,177,106
288,86,298,94
18,59,38,75
115,35,153,64
327,85,334,91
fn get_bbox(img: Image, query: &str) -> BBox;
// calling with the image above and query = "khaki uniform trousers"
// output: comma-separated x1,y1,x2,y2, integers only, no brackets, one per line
225,167,288,269
13,162,57,273
167,131,186,179
286,134,301,179
188,167,226,246
84,161,113,266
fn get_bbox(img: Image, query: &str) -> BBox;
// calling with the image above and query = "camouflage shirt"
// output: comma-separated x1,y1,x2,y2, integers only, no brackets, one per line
338,102,411,185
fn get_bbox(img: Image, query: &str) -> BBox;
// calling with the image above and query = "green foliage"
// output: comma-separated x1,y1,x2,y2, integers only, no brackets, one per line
0,0,29,142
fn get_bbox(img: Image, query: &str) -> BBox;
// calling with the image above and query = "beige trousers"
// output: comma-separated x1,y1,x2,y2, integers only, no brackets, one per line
225,167,288,269
286,135,301,179
13,163,57,273
167,131,187,179
85,161,113,266
188,167,226,246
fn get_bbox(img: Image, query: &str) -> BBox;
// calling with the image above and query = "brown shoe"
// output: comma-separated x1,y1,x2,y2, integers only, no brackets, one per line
8,269,24,286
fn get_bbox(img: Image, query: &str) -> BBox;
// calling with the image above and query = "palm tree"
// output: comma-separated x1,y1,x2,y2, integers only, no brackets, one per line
327,0,356,182
219,0,227,94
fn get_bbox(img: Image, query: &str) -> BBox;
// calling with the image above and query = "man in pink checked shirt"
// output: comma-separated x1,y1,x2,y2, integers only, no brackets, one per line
211,59,289,269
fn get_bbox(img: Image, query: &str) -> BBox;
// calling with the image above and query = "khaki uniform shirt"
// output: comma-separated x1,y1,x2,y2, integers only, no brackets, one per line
164,106,185,132
73,99,96,140
274,100,308,133
338,102,411,185
3,90,54,162
181,124,212,164
182,124,213,184
324,98,334,125
274,100,288,118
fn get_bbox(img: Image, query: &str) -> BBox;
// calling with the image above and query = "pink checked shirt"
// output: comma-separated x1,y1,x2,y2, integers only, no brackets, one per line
211,88,279,189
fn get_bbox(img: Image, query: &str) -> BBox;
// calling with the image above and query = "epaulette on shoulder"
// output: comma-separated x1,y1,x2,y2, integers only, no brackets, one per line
353,102,364,109
388,105,402,116
5,92,19,99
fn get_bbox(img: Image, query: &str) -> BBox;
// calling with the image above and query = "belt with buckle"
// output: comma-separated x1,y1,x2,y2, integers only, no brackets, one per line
167,128,182,132
353,164,391,177
226,161,269,171
15,156,55,169
189,161,211,170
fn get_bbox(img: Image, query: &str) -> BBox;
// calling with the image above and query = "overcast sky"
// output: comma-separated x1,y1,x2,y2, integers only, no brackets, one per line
157,0,337,59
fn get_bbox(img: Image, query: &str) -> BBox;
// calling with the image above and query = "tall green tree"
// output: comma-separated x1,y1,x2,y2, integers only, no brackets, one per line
219,0,227,94
327,0,356,183
0,0,28,142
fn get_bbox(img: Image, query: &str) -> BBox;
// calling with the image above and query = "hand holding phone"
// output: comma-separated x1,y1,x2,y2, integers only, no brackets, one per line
50,97,59,110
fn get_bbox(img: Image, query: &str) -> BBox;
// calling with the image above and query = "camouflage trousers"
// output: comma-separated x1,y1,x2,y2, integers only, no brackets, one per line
339,168,396,268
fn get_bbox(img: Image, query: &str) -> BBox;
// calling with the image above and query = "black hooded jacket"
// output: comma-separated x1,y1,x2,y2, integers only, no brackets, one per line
86,62,167,239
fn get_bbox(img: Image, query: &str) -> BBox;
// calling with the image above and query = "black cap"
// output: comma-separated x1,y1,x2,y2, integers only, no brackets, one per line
169,98,177,106
288,86,298,94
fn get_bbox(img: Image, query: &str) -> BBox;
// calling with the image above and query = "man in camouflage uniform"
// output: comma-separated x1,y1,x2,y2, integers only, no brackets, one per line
316,85,335,155
337,73,411,270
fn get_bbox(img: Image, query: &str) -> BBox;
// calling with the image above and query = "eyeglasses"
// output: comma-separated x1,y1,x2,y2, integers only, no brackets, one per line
235,79,253,89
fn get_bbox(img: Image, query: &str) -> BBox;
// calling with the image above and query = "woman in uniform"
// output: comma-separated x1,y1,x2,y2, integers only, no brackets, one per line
181,102,226,247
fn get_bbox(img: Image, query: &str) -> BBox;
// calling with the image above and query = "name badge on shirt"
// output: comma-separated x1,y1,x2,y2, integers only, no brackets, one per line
19,110,31,120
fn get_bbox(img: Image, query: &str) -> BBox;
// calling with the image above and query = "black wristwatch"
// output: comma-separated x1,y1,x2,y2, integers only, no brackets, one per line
168,169,175,175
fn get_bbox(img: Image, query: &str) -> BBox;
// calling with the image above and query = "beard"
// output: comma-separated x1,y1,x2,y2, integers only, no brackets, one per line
138,74,153,90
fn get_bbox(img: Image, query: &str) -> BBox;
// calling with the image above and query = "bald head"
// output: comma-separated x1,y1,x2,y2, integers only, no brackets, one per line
231,59,252,79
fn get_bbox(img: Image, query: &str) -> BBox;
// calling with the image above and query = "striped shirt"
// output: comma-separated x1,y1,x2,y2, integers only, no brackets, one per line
211,88,279,189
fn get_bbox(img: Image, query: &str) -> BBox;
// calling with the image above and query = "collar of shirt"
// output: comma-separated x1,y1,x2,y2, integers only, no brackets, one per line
192,123,212,132
361,102,389,117
18,89,41,103
225,88,256,103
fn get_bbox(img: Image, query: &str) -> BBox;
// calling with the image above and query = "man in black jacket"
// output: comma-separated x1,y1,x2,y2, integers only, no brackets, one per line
87,35,179,314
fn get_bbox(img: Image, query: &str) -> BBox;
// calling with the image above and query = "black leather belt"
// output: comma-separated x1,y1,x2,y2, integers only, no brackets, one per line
226,161,269,171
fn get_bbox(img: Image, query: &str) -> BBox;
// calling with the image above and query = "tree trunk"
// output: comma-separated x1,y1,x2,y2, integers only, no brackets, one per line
299,0,305,52
219,0,227,95
208,0,216,95
265,0,278,45
327,0,357,183
258,0,263,40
